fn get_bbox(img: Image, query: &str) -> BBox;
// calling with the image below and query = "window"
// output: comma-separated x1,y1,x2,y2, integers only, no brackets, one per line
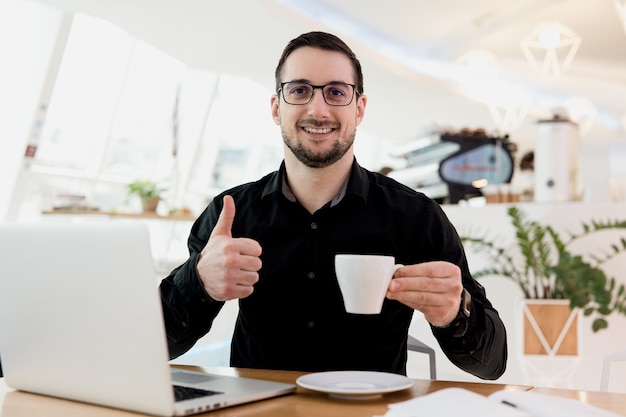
32,13,281,215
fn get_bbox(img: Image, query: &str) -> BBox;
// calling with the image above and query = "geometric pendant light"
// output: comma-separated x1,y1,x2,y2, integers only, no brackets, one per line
520,21,581,77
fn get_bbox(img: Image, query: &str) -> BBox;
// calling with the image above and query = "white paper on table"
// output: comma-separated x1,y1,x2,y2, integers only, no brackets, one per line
382,387,530,417
489,390,622,417
379,387,622,417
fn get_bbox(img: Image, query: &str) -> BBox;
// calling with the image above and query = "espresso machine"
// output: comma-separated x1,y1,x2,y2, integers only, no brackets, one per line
389,129,517,203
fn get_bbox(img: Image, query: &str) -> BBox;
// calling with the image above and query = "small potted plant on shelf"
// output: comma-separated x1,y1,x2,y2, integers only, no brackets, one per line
461,206,626,355
126,180,166,213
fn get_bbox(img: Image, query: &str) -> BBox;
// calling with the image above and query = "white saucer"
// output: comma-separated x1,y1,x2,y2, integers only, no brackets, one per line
296,371,414,400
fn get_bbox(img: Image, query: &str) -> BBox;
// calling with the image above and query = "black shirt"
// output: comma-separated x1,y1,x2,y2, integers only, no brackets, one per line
160,160,507,379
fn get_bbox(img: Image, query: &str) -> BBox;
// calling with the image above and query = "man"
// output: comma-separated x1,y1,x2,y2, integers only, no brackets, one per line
160,31,507,379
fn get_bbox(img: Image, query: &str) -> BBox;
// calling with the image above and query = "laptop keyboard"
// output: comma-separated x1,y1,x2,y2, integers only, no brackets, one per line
173,385,223,402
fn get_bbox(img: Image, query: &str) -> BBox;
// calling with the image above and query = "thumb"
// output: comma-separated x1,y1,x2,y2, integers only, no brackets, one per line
210,195,236,238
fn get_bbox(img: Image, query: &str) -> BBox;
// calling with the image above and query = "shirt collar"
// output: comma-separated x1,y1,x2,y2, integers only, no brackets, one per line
344,158,370,203
261,159,370,206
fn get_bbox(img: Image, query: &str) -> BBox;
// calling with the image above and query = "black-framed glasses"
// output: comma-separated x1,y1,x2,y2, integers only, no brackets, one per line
278,82,357,106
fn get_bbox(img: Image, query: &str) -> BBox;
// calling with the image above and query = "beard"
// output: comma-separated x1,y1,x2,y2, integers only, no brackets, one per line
282,120,355,168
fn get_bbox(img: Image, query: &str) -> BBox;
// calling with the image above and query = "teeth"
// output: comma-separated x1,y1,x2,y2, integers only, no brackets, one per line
304,127,332,134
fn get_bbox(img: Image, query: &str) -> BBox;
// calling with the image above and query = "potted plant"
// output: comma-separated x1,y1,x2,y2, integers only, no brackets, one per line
461,206,626,354
126,180,166,212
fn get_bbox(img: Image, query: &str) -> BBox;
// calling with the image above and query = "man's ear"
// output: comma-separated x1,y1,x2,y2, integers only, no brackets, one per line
356,94,367,126
271,94,280,125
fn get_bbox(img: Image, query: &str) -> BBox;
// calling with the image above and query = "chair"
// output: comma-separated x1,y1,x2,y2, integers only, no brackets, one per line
173,335,437,380
408,335,437,379
600,348,626,391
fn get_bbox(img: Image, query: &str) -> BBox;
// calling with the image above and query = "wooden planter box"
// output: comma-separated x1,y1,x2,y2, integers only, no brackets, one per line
522,299,580,356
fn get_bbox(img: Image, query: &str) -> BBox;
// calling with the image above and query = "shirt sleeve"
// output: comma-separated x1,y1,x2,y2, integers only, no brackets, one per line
431,286,508,380
159,201,226,360
423,201,508,380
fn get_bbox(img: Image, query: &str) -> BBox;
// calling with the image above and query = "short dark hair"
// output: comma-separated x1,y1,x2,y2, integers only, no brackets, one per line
274,31,364,95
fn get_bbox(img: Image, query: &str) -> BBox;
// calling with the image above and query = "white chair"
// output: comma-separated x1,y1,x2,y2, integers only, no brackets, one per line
172,335,437,380
600,348,626,391
408,335,437,380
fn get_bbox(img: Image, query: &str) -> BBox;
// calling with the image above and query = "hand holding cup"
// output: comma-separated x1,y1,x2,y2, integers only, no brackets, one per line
335,254,402,314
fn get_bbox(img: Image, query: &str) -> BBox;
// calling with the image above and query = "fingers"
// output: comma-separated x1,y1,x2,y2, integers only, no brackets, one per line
204,269,258,300
197,195,263,301
210,195,236,239
394,261,460,279
389,262,461,294
204,195,262,257
387,276,459,305
386,261,463,326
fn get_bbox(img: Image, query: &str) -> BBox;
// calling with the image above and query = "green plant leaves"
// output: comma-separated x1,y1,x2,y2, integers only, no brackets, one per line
127,180,166,199
460,206,626,333
592,318,608,332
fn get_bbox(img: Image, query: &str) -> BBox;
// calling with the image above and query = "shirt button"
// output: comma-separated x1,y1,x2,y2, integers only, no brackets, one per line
307,320,315,328
310,222,318,230
307,271,315,279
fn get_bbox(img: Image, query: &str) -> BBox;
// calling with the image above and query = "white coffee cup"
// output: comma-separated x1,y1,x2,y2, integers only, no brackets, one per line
334,254,402,314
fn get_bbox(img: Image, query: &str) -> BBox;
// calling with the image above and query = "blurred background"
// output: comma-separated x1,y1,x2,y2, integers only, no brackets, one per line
2,0,626,392
3,0,626,223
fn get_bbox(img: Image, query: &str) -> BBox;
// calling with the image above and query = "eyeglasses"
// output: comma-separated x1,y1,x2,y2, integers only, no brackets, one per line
278,82,358,106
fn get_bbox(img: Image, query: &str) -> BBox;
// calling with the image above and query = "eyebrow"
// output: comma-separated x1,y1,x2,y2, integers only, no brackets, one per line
283,79,352,85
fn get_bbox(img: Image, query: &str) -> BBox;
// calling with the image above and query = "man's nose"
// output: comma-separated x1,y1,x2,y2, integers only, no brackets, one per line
307,89,330,116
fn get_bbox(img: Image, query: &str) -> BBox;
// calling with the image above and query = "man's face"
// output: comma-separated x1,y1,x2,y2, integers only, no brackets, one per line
271,47,367,168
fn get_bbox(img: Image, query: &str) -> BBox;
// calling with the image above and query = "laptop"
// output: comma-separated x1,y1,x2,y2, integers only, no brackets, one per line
0,221,295,416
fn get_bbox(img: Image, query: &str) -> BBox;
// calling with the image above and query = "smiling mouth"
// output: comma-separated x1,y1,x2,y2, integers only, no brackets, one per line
303,126,334,134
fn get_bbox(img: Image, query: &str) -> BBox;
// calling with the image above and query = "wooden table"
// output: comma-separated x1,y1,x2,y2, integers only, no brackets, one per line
530,386,626,416
0,366,624,416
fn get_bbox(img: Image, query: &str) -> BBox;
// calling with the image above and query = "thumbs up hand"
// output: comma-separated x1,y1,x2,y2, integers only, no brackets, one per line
196,195,262,301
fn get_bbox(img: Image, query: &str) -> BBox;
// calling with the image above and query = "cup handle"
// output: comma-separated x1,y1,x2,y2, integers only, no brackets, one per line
387,265,404,292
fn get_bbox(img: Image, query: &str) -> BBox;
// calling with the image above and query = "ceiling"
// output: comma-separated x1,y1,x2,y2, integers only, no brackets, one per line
31,0,626,148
